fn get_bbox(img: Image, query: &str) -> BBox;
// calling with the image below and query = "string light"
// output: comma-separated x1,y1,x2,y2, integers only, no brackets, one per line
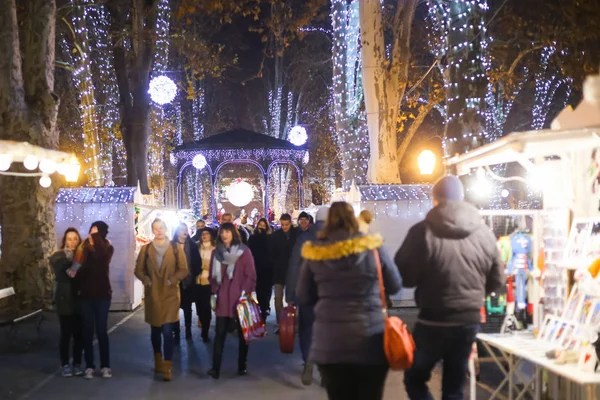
288,126,308,146
192,154,207,170
359,185,432,219
149,75,177,105
55,188,134,226
171,148,308,167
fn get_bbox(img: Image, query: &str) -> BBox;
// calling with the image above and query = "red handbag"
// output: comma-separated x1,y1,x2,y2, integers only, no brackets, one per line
279,305,297,354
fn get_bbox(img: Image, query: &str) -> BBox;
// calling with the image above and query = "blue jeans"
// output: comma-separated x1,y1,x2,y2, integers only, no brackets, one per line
80,299,111,369
298,304,314,363
404,323,479,400
151,324,174,361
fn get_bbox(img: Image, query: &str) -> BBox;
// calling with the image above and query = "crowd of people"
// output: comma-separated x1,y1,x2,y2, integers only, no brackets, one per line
50,175,505,400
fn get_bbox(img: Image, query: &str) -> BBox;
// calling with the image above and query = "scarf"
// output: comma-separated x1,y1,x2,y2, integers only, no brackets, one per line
64,247,74,262
211,243,245,285
152,239,171,269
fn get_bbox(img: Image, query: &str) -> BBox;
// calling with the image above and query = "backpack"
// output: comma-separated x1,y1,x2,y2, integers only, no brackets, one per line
374,248,416,370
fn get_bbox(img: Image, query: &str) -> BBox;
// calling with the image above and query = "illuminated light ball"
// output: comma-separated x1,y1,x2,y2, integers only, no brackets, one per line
23,155,39,171
417,150,436,175
303,152,309,165
288,126,308,146
39,158,57,174
227,180,254,207
148,75,177,105
0,153,12,171
501,189,509,198
39,175,52,188
192,154,207,170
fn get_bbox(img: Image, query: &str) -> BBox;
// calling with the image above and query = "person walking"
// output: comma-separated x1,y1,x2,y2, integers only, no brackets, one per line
51,228,84,377
297,202,402,400
248,218,273,322
269,213,297,332
395,175,505,400
286,206,329,386
67,221,114,380
191,219,206,243
135,218,189,381
197,228,216,342
297,211,311,233
172,223,202,342
221,212,249,244
207,222,256,380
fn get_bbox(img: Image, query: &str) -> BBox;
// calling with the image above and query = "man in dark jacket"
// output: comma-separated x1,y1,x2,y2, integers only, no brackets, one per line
221,213,249,244
395,175,505,400
269,213,297,332
286,206,328,386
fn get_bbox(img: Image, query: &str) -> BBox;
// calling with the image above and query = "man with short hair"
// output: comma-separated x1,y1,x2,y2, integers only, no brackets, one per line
269,213,297,332
297,211,310,232
191,219,206,242
395,175,505,400
221,213,249,244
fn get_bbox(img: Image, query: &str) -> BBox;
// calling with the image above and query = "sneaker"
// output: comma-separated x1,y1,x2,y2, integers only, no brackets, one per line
84,368,94,380
301,362,314,386
101,368,112,379
61,365,72,377
73,365,84,377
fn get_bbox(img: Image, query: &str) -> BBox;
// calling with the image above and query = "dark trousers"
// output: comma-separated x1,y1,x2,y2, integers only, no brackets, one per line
255,274,272,317
212,317,248,372
298,304,314,363
197,285,212,339
319,364,389,400
80,299,111,369
151,324,174,361
177,285,200,331
404,323,479,400
58,314,83,366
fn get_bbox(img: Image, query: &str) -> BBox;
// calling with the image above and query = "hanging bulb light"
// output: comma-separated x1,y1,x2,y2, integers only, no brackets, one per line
39,158,57,174
23,155,39,171
39,175,52,188
0,153,13,171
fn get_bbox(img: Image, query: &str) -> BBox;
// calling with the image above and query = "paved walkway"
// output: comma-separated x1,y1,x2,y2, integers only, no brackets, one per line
2,308,495,400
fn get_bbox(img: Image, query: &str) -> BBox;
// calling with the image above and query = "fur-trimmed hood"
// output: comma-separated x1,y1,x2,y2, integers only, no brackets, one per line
301,233,383,261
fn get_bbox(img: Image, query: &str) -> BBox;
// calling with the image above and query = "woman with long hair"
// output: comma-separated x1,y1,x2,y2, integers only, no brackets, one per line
297,202,402,400
197,228,216,342
67,221,114,380
135,218,188,381
51,227,83,377
172,223,202,342
207,222,256,379
248,217,272,322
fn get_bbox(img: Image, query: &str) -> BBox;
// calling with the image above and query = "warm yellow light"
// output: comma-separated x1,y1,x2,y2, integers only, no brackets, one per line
418,150,436,175
61,155,81,183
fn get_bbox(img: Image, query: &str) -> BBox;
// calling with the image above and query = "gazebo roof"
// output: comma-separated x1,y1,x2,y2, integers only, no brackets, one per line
174,129,307,151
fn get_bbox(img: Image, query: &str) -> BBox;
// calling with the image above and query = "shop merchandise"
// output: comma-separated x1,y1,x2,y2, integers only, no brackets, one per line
507,232,534,310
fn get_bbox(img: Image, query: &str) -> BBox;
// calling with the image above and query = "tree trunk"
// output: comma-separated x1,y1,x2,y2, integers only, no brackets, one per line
360,0,417,184
0,0,59,312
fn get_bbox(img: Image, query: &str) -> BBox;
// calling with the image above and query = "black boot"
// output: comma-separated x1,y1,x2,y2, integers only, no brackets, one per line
237,328,249,376
210,317,226,379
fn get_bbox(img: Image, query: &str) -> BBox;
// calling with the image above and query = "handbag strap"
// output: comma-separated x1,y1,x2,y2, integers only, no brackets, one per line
373,249,389,318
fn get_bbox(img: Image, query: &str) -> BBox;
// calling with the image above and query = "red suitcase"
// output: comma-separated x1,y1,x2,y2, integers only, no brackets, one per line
279,305,297,354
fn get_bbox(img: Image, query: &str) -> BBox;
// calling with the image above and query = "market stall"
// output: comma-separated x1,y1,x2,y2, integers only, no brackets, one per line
446,75,600,398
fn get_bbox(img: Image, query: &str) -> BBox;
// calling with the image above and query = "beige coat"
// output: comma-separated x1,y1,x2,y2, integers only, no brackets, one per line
134,242,188,327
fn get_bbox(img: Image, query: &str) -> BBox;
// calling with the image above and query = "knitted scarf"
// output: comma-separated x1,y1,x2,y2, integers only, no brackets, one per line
211,243,245,285
64,247,74,262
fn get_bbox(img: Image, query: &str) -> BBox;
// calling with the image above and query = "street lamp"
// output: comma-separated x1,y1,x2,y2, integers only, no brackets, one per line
418,150,437,175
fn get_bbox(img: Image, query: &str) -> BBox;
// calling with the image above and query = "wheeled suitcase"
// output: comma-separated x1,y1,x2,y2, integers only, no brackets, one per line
279,305,297,354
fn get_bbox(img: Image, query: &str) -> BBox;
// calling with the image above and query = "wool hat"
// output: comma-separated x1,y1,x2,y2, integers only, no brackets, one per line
90,221,109,240
298,211,310,221
315,206,329,222
432,175,465,202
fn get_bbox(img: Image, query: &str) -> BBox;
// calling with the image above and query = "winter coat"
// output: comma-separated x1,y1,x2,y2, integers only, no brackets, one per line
269,227,298,285
74,234,114,300
297,231,402,365
209,246,256,318
394,200,505,325
248,231,272,282
178,238,202,290
50,250,78,315
135,241,189,327
286,221,325,302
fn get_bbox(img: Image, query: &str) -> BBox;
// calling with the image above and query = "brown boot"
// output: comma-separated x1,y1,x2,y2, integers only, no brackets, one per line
154,353,164,374
162,360,173,381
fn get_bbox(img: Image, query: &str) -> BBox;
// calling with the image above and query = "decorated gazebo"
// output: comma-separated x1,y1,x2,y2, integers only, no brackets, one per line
170,129,308,218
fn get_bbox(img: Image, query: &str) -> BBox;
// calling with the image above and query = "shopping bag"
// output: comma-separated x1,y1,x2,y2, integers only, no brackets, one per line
236,294,267,344
279,305,296,354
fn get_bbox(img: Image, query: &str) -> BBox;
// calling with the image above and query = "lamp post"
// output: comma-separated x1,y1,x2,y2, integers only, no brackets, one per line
418,150,437,175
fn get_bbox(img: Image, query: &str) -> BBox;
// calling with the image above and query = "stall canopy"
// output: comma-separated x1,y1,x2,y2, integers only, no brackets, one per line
445,127,600,175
